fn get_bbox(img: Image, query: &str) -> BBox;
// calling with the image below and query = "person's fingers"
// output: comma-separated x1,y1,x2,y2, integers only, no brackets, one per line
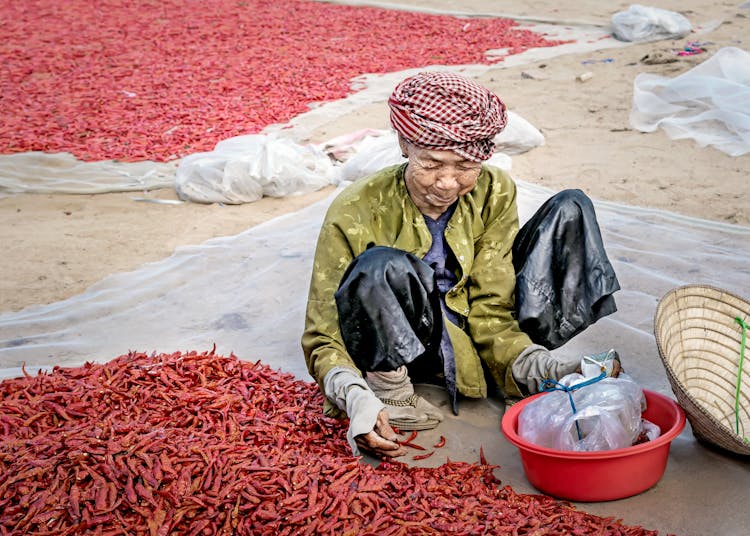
373,409,399,442
355,430,406,458
611,358,623,377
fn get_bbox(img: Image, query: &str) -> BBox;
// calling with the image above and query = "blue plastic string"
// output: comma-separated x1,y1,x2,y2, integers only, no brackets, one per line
734,317,748,443
541,371,607,440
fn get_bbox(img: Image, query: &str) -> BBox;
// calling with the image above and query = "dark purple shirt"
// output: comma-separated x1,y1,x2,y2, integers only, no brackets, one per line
422,203,460,325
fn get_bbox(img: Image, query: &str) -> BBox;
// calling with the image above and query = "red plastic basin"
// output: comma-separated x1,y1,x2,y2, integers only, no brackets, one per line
501,389,686,502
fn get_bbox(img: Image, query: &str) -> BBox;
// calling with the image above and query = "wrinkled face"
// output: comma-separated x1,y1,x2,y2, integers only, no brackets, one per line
400,139,482,218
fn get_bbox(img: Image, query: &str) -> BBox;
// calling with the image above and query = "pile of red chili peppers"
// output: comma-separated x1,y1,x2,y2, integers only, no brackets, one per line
0,0,568,163
0,350,666,534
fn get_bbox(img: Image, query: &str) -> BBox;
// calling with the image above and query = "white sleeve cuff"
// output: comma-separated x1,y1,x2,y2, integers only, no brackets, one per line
511,344,580,395
323,367,386,455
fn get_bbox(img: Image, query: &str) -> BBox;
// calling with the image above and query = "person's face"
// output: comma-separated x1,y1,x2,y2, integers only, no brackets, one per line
400,140,482,218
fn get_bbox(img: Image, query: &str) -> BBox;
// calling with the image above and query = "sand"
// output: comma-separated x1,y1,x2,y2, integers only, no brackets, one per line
1,0,748,313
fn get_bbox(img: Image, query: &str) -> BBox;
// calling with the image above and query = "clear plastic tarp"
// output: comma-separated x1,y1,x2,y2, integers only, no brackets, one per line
1,168,748,394
0,152,177,194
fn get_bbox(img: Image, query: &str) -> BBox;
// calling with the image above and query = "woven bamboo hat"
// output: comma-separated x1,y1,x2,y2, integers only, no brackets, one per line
654,285,750,455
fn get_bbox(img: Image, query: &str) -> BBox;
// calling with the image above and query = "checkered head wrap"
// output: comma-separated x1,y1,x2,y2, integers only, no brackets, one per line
388,72,507,162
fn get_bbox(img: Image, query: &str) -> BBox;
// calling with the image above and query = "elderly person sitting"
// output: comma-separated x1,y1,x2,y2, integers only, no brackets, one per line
302,72,621,458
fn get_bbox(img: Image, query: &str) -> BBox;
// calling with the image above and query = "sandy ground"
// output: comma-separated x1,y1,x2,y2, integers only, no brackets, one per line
1,0,749,313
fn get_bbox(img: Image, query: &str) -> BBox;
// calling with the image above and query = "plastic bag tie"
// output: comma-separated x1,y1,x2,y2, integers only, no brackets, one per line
734,316,750,443
541,371,607,440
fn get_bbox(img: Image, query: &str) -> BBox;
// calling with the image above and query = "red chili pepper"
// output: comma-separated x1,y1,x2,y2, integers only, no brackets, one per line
400,430,418,444
0,349,662,535
0,0,569,163
396,430,426,450
433,436,446,449
479,445,488,465
399,440,427,451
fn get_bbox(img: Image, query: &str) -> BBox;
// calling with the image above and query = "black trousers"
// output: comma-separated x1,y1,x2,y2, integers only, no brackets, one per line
334,189,620,377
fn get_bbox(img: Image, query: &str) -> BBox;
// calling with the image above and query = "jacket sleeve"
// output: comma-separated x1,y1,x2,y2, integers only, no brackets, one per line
465,172,532,398
301,211,363,395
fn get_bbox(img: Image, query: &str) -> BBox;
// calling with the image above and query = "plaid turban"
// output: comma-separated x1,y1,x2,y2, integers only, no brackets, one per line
388,72,507,162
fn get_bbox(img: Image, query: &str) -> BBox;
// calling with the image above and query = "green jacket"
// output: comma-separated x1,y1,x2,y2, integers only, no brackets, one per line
302,163,531,415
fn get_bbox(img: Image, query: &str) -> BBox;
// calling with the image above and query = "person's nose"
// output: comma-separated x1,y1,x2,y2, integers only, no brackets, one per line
434,167,460,190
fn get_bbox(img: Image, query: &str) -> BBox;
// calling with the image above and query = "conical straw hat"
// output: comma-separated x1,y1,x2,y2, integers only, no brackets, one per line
654,285,750,456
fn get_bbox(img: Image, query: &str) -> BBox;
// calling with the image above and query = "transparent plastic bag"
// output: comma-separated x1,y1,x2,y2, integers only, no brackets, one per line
611,5,691,42
175,134,340,204
640,418,661,442
518,375,646,452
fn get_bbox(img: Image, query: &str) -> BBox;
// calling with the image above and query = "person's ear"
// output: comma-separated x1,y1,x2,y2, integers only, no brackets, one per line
397,135,409,158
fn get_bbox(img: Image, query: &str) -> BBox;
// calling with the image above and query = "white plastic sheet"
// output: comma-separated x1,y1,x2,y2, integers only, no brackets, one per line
337,131,407,183
630,47,750,156
1,170,748,392
0,152,176,194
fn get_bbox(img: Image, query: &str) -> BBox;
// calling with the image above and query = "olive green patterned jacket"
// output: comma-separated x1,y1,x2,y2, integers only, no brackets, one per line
302,163,532,416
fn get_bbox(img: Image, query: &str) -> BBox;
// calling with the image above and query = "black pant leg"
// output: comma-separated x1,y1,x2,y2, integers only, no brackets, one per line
334,246,444,373
512,189,620,349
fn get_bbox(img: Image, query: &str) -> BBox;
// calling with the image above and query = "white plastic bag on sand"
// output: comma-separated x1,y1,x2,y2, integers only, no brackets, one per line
338,131,406,183
493,111,545,155
611,4,691,42
175,134,340,204
518,376,646,452
320,128,386,162
630,47,750,156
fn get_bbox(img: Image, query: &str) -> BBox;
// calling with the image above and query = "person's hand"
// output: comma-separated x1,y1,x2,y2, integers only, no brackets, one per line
575,353,624,377
611,355,623,377
354,409,407,459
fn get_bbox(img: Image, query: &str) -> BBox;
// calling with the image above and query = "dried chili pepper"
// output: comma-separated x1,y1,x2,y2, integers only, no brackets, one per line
397,430,426,450
0,1,570,163
0,350,664,535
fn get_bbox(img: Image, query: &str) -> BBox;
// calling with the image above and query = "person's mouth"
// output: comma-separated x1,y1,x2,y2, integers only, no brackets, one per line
428,193,455,204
